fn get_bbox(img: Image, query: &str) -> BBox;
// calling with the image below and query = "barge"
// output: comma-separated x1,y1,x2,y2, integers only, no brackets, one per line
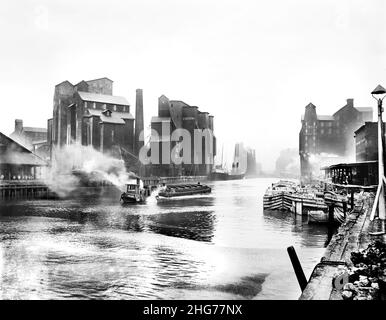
156,183,211,201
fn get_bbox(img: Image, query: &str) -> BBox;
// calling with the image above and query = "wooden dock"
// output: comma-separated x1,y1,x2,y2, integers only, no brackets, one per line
299,193,380,299
0,180,50,200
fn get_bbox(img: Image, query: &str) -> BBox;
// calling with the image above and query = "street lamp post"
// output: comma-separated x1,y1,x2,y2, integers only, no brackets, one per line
371,84,386,221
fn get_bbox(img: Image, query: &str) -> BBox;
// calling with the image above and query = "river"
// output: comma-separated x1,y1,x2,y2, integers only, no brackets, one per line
0,178,332,299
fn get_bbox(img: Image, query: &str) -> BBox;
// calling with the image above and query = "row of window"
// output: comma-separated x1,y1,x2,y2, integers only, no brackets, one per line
84,101,128,112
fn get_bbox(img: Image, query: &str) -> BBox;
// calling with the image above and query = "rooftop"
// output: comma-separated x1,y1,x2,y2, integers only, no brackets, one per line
0,132,47,166
356,107,373,112
85,109,127,124
23,127,47,133
78,91,129,106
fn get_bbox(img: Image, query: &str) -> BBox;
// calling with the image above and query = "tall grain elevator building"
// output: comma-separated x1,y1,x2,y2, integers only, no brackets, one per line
48,78,143,159
149,95,216,177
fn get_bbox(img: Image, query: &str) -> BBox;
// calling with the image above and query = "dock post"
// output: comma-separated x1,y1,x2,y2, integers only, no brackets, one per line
343,201,347,219
287,246,307,291
328,204,334,224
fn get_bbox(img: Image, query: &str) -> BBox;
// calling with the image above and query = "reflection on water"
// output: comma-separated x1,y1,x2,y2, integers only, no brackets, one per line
0,178,330,299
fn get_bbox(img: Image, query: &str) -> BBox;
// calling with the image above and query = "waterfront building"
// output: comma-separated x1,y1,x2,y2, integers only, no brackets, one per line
299,99,373,179
322,161,378,186
9,119,50,161
49,78,143,159
149,95,216,177
0,131,47,181
354,121,386,162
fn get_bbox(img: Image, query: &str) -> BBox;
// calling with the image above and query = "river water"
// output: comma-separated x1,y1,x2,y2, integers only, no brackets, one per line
0,178,332,300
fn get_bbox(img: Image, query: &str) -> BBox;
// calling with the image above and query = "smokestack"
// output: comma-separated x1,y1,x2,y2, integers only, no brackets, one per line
134,89,144,155
15,119,23,133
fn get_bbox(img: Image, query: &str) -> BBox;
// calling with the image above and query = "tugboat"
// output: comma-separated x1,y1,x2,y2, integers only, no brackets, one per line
156,183,211,201
120,177,147,204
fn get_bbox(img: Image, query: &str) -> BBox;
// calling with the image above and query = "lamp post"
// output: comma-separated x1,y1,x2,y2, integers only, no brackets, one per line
371,84,386,220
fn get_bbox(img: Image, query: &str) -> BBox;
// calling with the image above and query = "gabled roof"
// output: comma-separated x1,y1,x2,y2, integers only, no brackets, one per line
114,111,134,120
77,91,129,106
86,77,113,83
84,109,127,124
170,100,190,107
55,80,73,87
0,132,47,166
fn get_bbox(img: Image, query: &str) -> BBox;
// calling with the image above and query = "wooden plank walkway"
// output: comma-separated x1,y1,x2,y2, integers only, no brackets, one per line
300,194,374,300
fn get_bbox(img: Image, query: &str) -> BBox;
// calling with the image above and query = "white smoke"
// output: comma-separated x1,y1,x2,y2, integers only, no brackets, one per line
45,144,135,197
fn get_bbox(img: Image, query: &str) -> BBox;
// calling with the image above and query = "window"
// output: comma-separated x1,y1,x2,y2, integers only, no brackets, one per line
328,128,332,134
111,129,115,142
321,129,324,134
320,122,324,127
84,101,88,109
93,102,96,109
114,105,117,111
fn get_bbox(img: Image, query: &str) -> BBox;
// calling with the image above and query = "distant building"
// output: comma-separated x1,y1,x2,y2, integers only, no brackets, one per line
245,148,258,177
149,95,216,177
0,131,47,181
299,99,373,178
10,119,47,150
49,78,142,159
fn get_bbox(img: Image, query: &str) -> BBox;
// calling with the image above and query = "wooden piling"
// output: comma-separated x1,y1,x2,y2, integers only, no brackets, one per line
287,246,308,291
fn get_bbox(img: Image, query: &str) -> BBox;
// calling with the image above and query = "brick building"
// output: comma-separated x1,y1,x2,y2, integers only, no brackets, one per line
149,95,215,177
354,122,385,162
48,78,141,158
299,99,373,178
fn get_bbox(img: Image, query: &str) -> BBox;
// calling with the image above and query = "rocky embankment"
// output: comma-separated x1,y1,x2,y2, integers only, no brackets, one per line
342,241,386,300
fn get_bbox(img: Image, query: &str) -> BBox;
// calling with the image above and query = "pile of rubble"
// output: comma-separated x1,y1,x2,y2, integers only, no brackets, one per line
342,241,386,300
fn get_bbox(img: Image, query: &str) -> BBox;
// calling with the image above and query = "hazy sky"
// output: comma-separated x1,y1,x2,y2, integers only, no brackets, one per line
1,0,386,170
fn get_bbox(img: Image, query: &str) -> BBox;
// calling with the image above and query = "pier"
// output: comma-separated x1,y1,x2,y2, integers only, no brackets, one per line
0,180,49,200
299,193,385,299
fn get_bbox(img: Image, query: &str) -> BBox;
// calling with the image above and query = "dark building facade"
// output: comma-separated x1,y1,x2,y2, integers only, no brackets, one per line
299,99,373,179
149,95,216,177
49,78,141,158
354,122,385,162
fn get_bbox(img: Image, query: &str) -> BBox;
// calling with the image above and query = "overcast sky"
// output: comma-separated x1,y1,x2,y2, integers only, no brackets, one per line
1,0,386,170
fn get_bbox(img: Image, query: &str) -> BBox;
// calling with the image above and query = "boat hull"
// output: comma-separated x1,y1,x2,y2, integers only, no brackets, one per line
209,172,245,181
156,183,211,201
120,193,146,204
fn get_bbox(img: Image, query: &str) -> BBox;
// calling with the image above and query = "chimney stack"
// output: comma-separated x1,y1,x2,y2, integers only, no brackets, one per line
347,98,354,107
134,89,144,155
15,119,23,133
